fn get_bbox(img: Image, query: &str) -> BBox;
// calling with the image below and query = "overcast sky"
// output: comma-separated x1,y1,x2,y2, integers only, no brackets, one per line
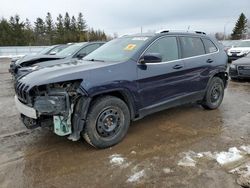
0,0,249,36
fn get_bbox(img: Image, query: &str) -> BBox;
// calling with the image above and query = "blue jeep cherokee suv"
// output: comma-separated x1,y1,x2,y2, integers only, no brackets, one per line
14,31,228,148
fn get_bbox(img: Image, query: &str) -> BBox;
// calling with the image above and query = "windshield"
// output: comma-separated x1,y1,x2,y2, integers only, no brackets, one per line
56,43,85,57
38,46,56,55
237,41,250,47
49,45,69,54
83,36,151,62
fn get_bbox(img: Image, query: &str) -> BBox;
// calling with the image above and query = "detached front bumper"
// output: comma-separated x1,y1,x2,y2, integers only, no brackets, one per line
15,95,37,119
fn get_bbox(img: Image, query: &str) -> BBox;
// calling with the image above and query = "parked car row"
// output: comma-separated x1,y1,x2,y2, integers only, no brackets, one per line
13,31,228,149
220,39,250,80
9,42,105,79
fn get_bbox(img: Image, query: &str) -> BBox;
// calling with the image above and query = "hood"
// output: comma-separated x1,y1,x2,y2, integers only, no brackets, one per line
16,54,64,67
228,47,250,52
19,59,117,88
33,58,76,68
232,56,250,65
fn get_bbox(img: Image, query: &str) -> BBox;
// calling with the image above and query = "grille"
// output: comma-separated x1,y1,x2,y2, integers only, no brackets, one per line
15,80,30,104
238,66,250,76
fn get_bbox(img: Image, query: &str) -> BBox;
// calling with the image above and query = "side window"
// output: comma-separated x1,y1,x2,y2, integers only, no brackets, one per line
77,44,100,56
202,38,218,53
180,37,205,58
144,37,179,62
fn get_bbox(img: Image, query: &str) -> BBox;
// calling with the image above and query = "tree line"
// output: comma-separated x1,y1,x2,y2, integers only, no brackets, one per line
0,12,109,46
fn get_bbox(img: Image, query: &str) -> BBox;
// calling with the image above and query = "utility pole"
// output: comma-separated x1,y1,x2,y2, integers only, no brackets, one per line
224,21,231,40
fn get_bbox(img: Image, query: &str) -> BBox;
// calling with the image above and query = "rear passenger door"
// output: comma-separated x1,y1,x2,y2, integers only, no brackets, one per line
137,36,189,108
179,36,211,93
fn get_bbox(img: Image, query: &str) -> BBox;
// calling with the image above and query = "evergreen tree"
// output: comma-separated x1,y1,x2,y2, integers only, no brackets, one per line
45,12,55,44
77,12,87,41
0,18,12,45
70,16,78,42
55,14,64,43
231,13,248,40
9,15,26,45
34,17,46,45
64,12,71,42
24,18,34,45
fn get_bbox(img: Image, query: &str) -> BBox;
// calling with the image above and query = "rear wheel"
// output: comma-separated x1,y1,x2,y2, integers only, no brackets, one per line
82,96,130,149
201,77,224,110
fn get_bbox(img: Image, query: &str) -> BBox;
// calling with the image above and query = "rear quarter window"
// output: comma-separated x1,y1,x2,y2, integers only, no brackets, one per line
202,38,218,53
180,37,205,58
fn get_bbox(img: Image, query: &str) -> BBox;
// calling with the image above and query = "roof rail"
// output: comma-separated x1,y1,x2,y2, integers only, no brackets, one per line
194,31,206,35
155,29,206,35
155,29,169,34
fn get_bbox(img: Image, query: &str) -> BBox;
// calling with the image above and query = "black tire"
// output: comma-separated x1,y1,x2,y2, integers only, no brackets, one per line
82,96,130,149
201,77,224,110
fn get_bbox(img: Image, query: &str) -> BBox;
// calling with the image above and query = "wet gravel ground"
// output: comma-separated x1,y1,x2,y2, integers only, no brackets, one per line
0,58,250,188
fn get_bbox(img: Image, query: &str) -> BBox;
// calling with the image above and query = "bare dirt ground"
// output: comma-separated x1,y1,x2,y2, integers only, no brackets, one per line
0,58,250,188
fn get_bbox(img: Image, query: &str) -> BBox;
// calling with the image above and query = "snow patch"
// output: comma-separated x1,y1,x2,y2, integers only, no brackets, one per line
178,155,196,167
178,151,205,167
163,168,173,174
109,154,125,166
109,154,131,168
215,147,243,165
240,145,250,154
131,151,136,155
127,170,145,183
178,145,250,168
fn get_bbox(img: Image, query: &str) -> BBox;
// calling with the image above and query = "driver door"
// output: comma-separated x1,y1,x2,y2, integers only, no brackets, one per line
137,36,188,108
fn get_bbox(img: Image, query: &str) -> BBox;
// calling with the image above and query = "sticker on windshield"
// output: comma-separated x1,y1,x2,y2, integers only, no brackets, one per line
132,37,148,41
124,44,137,51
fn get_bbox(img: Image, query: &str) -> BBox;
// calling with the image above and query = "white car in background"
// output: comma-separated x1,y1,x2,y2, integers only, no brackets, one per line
227,39,250,62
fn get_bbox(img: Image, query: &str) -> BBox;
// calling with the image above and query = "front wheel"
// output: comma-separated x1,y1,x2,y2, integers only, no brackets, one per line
82,96,130,149
201,77,225,110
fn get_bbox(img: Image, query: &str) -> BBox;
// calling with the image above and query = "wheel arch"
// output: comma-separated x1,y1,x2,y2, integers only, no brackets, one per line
207,70,228,90
89,89,138,120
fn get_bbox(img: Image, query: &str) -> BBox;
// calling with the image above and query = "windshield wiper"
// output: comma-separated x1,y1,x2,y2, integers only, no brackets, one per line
84,59,105,62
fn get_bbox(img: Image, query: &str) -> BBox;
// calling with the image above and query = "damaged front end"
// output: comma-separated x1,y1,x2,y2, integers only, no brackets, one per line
15,79,87,141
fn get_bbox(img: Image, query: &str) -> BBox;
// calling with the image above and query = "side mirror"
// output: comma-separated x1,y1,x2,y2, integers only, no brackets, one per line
139,53,162,64
76,53,87,59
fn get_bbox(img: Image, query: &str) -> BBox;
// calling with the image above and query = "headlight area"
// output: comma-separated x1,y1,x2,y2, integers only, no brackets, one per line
32,80,82,136
230,64,236,69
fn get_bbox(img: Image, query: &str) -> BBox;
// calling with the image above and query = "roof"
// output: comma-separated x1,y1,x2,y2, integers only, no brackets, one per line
121,30,207,38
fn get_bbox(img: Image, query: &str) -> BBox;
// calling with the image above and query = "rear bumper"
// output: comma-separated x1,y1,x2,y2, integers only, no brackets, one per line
15,95,37,119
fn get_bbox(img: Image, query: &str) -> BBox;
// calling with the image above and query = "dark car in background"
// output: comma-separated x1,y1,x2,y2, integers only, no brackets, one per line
229,52,250,80
9,44,70,75
14,31,228,148
10,44,69,65
13,42,105,79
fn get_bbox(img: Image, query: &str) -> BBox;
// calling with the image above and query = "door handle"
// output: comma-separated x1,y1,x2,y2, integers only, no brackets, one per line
173,64,183,69
207,59,213,63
